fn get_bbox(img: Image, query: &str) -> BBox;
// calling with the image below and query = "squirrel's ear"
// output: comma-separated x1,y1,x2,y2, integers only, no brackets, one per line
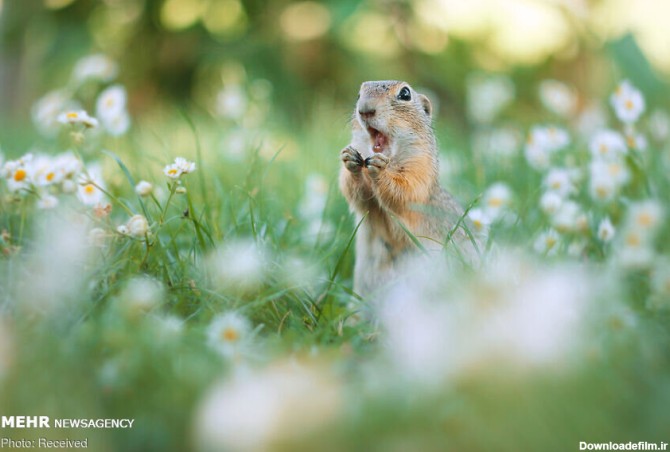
419,94,432,118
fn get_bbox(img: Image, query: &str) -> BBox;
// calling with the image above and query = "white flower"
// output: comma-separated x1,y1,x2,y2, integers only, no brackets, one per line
72,54,118,84
528,125,570,153
551,200,584,233
539,80,576,117
31,156,63,187
649,109,670,142
467,208,491,234
589,130,627,160
37,194,59,210
618,229,654,269
126,215,149,238
194,362,341,452
3,160,32,193
597,217,615,242
57,110,99,128
164,157,196,179
524,142,551,170
208,240,267,293
379,252,597,382
102,111,131,137
163,163,181,179
485,127,521,159
626,200,664,237
77,173,105,206
466,74,515,124
588,160,629,202
207,312,252,359
524,125,570,170
61,179,77,194
117,225,129,235
543,168,576,197
576,103,608,139
135,181,153,197
625,132,647,151
483,182,512,220
216,85,248,120
31,90,71,137
53,152,83,180
610,80,645,124
96,85,127,121
118,277,164,319
299,174,328,220
540,191,563,216
534,229,560,254
174,157,196,174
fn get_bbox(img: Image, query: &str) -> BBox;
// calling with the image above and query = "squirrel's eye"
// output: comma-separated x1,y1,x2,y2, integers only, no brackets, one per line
397,86,411,101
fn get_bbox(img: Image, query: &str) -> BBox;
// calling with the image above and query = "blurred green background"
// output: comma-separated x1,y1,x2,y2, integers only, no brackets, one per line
2,0,670,143
1,2,670,452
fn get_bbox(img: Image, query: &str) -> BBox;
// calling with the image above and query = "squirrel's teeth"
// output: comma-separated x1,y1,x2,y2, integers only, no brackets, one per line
372,130,387,153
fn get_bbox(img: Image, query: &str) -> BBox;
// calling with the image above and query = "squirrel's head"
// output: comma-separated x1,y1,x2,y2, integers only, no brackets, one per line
354,80,434,156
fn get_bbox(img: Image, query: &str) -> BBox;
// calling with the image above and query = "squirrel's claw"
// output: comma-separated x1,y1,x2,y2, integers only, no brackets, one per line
365,153,389,178
341,146,364,173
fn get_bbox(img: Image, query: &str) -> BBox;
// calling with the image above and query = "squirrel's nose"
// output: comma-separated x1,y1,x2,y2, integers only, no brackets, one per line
358,108,376,119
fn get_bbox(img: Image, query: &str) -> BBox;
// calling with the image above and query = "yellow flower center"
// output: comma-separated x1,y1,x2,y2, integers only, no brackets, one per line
84,184,96,195
546,237,557,248
625,99,634,111
608,164,621,177
66,112,79,119
625,232,641,247
599,143,608,154
637,212,653,227
106,98,115,107
168,168,178,176
595,186,609,198
221,328,239,342
13,168,27,182
46,172,55,182
488,198,503,208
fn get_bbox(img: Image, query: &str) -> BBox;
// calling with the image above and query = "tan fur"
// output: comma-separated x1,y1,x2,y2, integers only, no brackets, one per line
339,80,480,298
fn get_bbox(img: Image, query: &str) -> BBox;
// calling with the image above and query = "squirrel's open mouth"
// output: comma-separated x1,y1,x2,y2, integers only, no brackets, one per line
368,127,388,153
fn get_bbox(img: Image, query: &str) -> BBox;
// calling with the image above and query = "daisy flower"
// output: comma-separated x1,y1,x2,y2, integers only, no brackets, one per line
589,130,627,161
164,157,196,179
534,229,560,255
597,217,615,242
96,85,127,121
57,110,99,128
543,168,576,197
37,194,59,210
135,181,153,197
207,312,252,359
610,80,645,124
539,79,576,117
126,215,149,238
483,182,513,220
72,54,118,84
467,208,491,234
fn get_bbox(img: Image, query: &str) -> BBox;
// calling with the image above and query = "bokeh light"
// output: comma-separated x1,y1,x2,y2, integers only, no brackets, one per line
279,2,331,42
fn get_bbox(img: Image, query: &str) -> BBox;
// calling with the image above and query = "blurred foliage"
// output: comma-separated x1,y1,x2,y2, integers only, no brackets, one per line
1,1,670,452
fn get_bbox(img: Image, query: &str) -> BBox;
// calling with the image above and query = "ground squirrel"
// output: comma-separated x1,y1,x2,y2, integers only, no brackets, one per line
339,80,481,298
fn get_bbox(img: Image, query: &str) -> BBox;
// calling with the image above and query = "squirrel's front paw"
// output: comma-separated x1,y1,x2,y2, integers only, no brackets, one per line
341,146,364,173
365,153,389,178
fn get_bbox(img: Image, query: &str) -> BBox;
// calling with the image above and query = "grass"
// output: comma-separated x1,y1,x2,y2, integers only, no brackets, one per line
1,74,670,452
